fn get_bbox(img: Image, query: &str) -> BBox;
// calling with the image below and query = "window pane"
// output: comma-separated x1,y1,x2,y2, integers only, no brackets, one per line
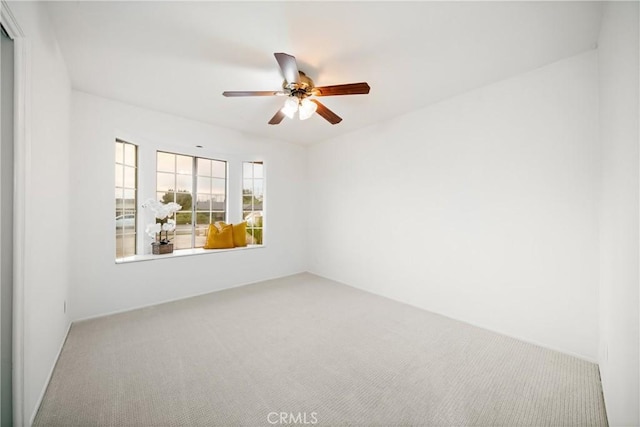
252,212,263,227
176,175,192,193
177,155,193,174
172,191,193,211
115,164,123,187
244,228,253,244
253,162,263,179
124,166,136,188
197,176,211,193
243,211,262,227
243,162,253,179
212,212,225,223
123,234,136,257
157,172,175,192
124,143,136,166
115,142,124,164
159,185,192,206
173,211,193,250
196,194,211,210
253,179,263,198
253,228,263,245
246,228,258,245
116,213,135,231
157,152,175,172
194,226,208,248
175,211,192,225
173,226,193,250
212,178,225,196
212,160,226,178
243,179,253,193
123,189,136,210
116,233,136,258
195,211,211,225
212,195,225,211
115,188,124,211
197,158,211,177
243,195,253,210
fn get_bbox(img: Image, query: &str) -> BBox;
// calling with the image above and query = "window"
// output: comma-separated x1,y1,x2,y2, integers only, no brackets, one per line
196,157,227,247
243,161,264,245
156,151,226,249
115,140,137,259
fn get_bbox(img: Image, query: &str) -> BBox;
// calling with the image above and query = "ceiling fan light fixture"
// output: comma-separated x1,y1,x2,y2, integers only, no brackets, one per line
281,97,299,119
223,52,369,125
299,98,317,121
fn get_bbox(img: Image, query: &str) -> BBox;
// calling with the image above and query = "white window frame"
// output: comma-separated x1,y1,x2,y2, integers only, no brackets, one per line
156,151,228,249
242,161,265,245
115,139,138,260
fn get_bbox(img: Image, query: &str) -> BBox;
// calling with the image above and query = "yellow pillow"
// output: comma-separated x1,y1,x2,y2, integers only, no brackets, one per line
231,222,247,247
203,223,234,249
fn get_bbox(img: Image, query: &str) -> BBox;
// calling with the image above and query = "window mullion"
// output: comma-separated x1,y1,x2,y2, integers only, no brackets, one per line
191,156,197,248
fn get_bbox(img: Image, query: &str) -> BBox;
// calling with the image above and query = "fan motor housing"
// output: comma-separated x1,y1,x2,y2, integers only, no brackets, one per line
283,71,314,96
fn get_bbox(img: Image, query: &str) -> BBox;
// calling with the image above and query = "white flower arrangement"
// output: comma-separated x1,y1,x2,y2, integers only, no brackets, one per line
141,199,181,244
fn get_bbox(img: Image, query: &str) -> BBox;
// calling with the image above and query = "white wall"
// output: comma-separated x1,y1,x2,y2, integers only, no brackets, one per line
69,91,307,320
5,1,72,424
308,51,600,361
597,2,640,426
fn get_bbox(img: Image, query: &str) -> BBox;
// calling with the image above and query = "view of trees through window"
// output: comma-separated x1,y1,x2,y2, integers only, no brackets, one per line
243,161,264,245
115,140,137,259
156,151,226,249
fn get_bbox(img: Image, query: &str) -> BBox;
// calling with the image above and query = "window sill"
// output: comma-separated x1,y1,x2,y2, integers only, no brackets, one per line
115,244,264,264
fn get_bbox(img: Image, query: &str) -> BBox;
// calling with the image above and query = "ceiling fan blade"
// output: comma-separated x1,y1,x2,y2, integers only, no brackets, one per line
268,109,286,125
223,91,285,97
310,100,342,125
313,82,371,96
274,52,300,85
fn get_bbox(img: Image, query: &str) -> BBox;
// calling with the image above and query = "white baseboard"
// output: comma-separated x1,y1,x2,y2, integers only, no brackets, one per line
73,270,309,323
308,270,599,365
29,321,72,426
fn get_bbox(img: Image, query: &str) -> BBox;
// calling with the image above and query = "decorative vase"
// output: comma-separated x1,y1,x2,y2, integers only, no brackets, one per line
152,242,174,255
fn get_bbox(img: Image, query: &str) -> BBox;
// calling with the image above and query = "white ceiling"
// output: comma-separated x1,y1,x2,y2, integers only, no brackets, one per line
46,1,603,145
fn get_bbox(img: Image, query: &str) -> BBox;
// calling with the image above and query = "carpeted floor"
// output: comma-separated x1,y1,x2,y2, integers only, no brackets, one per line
34,273,607,426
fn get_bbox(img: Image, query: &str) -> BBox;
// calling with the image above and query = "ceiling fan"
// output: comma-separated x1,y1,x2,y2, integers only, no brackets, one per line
222,53,370,125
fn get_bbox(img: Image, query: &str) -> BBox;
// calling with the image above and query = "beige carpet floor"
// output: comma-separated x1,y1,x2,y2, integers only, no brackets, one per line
34,273,607,426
